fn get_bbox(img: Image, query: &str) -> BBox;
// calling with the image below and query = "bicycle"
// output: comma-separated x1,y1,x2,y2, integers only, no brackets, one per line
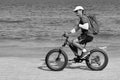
45,32,108,71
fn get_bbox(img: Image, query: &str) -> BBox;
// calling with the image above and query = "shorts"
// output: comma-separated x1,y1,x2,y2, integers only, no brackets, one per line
78,35,93,44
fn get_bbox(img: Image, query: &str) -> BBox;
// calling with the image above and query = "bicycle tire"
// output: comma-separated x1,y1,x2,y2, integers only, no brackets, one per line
45,48,68,71
86,48,108,71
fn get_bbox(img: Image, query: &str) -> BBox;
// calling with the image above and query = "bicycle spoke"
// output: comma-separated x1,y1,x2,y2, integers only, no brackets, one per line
89,52,105,68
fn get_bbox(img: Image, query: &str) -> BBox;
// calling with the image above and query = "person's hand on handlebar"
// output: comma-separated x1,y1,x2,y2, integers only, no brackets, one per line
62,32,71,37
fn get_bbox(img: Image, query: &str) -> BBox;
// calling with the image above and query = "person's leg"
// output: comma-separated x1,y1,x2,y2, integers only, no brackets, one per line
69,39,82,63
70,35,93,56
69,44,78,56
72,38,84,51
79,35,93,58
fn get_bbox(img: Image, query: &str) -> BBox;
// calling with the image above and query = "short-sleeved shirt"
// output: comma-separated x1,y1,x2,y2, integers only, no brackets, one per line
75,15,93,37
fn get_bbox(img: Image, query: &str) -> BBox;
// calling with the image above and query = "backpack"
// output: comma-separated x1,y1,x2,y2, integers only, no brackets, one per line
87,14,100,35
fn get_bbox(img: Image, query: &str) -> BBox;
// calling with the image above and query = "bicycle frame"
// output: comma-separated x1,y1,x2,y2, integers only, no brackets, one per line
46,35,109,71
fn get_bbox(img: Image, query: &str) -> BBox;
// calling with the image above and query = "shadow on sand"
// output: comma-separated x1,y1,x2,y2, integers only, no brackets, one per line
65,63,90,71
38,58,51,71
38,59,91,71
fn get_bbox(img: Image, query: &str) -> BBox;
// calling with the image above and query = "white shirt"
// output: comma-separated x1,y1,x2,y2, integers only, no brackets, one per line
70,23,89,33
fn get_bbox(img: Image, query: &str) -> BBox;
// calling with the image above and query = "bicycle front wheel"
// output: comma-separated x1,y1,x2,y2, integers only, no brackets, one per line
45,49,68,71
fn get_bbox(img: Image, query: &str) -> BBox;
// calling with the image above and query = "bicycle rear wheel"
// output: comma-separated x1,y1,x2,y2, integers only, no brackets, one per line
45,49,68,71
86,48,108,71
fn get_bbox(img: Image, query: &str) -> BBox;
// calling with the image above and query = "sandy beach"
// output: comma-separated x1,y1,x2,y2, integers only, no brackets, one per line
0,39,119,80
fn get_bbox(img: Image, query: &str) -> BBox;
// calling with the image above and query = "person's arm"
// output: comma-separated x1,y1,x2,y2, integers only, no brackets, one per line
79,23,89,30
67,19,80,34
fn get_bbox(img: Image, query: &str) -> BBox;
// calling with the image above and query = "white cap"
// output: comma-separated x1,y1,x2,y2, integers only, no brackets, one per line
73,6,84,12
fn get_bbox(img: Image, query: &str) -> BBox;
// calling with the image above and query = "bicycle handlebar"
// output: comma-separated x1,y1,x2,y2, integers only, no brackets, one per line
62,32,69,38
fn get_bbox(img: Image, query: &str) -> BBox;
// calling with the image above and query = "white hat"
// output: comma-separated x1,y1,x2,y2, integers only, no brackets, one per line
73,6,84,12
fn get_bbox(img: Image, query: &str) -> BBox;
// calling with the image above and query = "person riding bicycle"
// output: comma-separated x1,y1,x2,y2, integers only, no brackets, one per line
66,6,94,59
